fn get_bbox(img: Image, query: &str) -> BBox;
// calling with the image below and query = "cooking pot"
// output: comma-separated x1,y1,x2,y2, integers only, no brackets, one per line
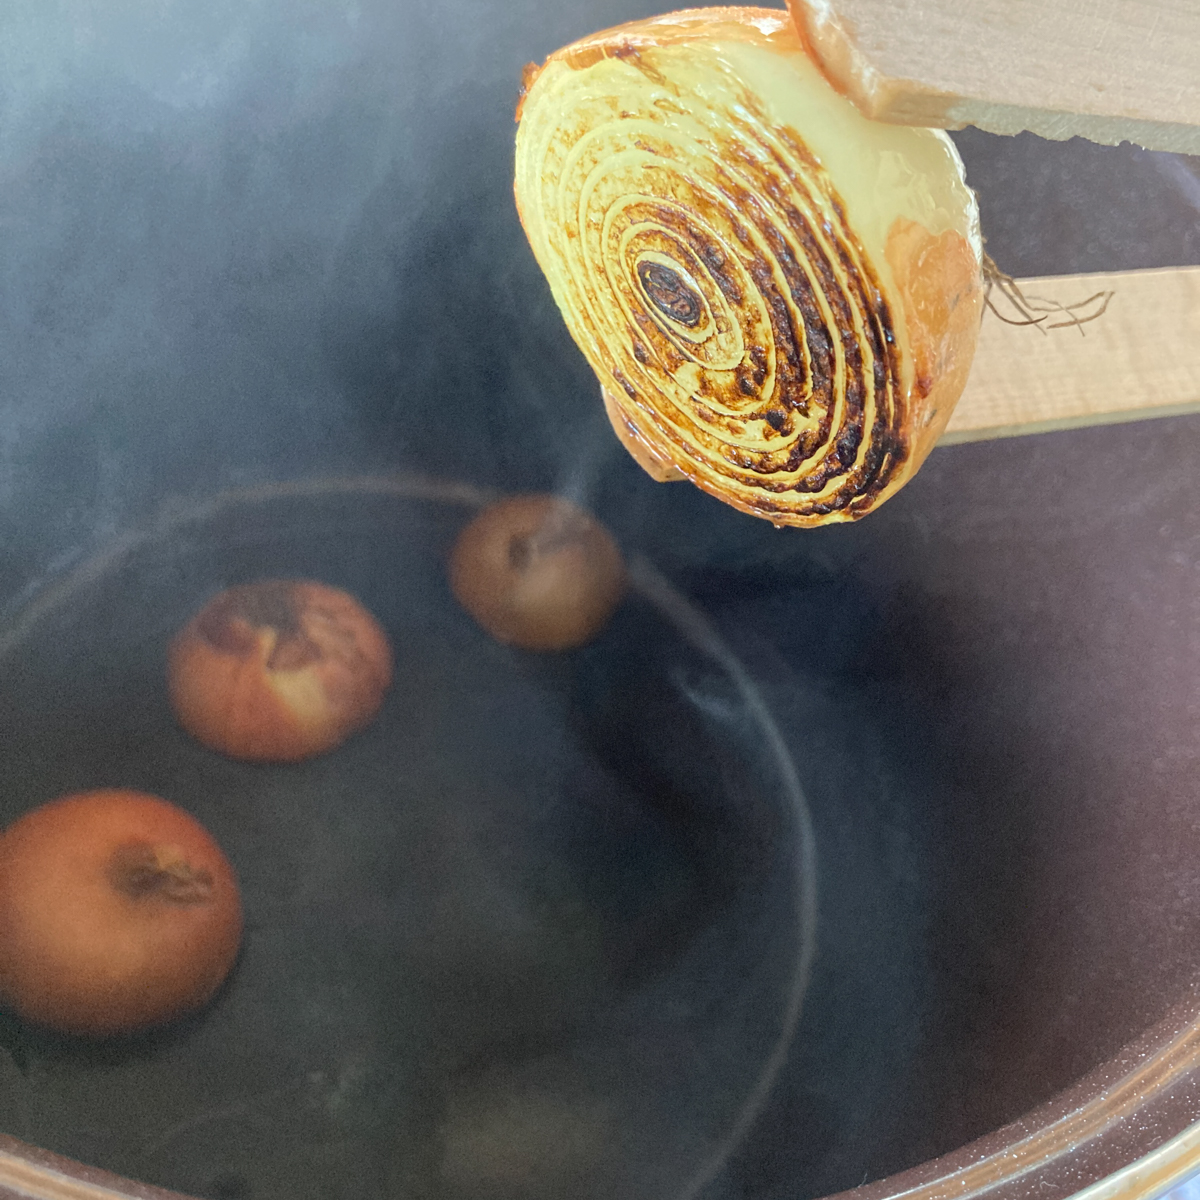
0,1,1199,1198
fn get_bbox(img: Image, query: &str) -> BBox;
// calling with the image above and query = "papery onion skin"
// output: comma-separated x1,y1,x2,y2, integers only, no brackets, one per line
0,790,242,1036
449,495,626,651
515,7,983,527
168,580,393,763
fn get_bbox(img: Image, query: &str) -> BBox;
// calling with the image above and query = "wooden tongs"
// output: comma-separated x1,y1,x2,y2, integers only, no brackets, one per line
791,0,1200,442
792,0,1200,155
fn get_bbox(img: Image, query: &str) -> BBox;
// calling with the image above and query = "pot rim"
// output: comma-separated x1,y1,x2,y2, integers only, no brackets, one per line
830,979,1200,1200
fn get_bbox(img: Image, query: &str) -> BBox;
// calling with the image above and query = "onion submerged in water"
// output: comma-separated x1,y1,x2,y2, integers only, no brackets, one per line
168,581,393,763
514,6,984,527
449,495,626,652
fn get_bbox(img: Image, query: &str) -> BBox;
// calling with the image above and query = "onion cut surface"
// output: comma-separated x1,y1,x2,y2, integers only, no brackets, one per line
514,7,983,526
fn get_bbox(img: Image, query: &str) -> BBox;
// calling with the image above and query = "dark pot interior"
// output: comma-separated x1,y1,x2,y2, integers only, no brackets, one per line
0,477,816,1200
1,2,1199,1198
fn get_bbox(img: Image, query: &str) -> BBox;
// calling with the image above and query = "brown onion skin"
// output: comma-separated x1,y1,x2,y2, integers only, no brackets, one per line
0,790,243,1037
449,495,626,651
168,580,393,763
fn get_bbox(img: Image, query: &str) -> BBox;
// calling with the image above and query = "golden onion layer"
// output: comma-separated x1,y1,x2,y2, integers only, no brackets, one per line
515,7,983,526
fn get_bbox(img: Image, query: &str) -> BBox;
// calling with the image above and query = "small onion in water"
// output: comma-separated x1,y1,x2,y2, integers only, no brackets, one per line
449,495,625,651
168,580,393,763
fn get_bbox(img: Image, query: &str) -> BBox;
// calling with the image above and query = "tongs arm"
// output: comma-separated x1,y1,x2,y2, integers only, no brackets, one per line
790,0,1200,154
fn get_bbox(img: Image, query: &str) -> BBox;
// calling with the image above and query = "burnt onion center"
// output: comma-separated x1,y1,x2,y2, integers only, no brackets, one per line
637,260,703,327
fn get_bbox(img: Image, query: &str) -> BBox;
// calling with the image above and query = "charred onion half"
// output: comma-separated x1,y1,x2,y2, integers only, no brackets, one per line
514,7,983,526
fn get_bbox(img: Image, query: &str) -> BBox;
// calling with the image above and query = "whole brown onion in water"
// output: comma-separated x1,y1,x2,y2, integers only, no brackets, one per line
168,580,393,763
449,495,626,651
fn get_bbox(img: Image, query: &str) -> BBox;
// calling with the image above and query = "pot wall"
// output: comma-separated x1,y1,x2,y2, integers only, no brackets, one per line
1,1,1200,1198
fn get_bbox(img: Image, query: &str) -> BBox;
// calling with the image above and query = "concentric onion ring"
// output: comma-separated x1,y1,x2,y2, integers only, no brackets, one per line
515,7,983,526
